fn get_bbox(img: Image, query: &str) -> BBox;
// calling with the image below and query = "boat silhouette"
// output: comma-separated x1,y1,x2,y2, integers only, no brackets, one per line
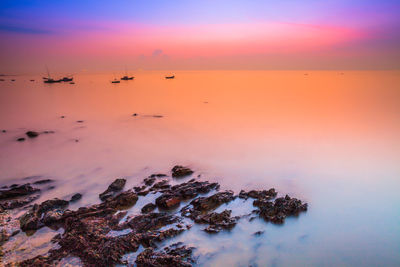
120,66,134,80
165,75,175,79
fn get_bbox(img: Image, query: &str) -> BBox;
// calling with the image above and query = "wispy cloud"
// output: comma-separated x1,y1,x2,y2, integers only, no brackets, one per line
0,25,54,34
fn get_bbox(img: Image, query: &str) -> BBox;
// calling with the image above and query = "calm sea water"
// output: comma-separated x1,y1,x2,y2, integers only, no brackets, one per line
0,71,399,266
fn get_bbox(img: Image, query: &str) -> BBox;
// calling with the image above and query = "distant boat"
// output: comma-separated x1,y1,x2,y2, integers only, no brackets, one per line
120,66,134,80
11,79,15,81
121,76,134,80
44,78,62,83
111,79,120,83
61,77,73,82
30,79,35,82
0,79,5,81
43,66,61,83
165,75,175,79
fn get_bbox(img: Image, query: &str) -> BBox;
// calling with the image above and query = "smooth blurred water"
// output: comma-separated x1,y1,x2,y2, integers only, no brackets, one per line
0,71,399,266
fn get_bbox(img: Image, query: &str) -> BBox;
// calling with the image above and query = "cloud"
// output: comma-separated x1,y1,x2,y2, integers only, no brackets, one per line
152,49,163,57
0,25,53,34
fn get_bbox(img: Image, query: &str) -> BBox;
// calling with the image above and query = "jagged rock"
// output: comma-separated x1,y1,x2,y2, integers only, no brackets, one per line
99,178,126,201
32,179,53,185
171,166,194,178
182,191,235,219
239,189,277,200
69,193,82,202
0,184,40,200
135,243,194,267
141,203,156,213
254,194,308,224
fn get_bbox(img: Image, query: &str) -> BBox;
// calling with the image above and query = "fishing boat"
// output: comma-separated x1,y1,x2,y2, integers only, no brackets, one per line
43,66,61,83
61,77,73,82
121,76,134,80
44,78,62,83
120,66,134,80
165,75,175,79
111,79,120,84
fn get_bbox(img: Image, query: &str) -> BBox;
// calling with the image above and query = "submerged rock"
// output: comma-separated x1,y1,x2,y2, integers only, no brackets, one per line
25,131,39,138
135,243,195,267
141,203,156,213
99,178,126,201
69,193,82,202
0,184,40,200
171,165,194,178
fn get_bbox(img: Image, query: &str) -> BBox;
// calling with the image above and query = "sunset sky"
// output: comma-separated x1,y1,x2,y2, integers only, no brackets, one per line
0,0,399,73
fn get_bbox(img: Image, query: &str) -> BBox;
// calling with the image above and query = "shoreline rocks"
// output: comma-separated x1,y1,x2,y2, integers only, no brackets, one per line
0,166,308,266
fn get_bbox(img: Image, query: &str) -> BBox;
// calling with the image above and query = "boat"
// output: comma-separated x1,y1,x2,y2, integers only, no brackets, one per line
165,75,175,79
111,79,120,84
30,80,35,82
44,78,62,83
61,77,73,82
121,76,134,80
120,66,134,80
43,66,61,83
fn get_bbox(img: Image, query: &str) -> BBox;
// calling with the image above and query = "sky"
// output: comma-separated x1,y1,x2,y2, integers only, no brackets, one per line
0,0,399,73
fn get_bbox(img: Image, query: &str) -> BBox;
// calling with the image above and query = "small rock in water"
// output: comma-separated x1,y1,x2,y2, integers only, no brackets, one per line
2,130,6,133
76,120,84,123
132,113,138,116
26,131,39,138
141,203,156,213
253,231,264,236
171,165,194,178
99,178,126,201
69,193,82,202
33,179,53,185
17,137,25,142
60,116,65,118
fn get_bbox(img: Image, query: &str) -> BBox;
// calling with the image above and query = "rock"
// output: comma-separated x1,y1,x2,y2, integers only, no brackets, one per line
135,244,194,267
19,210,40,231
253,231,264,236
69,193,82,202
17,137,25,142
99,178,126,201
141,203,156,213
156,194,181,209
171,165,194,178
19,198,69,231
254,194,308,224
60,116,65,118
32,179,53,185
0,184,40,200
0,194,40,210
38,198,69,214
76,120,84,123
1,130,6,133
239,189,277,200
144,176,156,186
42,208,65,224
26,131,39,138
132,113,138,116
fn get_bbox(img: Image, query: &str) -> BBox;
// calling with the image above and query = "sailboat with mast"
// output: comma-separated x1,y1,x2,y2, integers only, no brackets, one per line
43,66,61,83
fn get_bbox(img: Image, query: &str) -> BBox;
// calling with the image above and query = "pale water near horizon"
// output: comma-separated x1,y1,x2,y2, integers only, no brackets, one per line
0,71,399,266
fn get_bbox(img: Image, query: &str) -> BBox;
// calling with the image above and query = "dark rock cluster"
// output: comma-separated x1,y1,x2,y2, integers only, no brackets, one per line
0,165,308,266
